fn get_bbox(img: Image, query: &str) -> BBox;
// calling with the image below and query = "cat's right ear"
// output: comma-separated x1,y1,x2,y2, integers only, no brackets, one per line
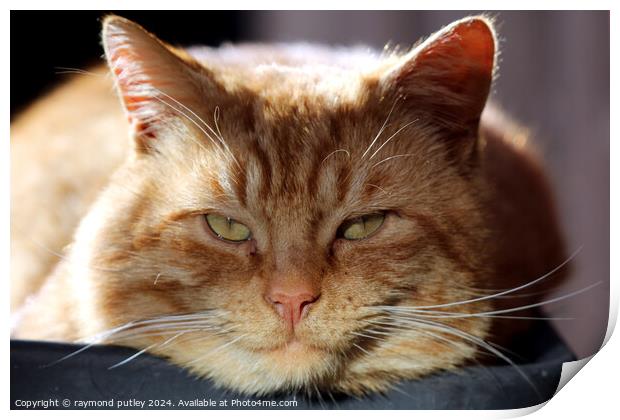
102,16,211,152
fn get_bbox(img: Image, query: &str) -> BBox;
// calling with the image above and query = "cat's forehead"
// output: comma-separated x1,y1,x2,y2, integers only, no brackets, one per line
189,44,395,104
163,46,449,220
186,108,435,226
188,43,389,78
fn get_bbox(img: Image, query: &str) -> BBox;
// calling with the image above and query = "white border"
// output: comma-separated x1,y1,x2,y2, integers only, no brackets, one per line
4,2,616,419
2,0,617,10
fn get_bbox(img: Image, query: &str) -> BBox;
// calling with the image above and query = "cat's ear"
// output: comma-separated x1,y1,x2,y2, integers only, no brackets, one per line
381,16,496,133
102,16,210,151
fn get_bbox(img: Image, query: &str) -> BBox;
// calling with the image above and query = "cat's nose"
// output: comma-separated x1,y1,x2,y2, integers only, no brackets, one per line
265,290,320,328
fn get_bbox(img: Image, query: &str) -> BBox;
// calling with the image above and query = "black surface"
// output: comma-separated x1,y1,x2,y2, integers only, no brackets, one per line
10,11,244,116
10,322,574,409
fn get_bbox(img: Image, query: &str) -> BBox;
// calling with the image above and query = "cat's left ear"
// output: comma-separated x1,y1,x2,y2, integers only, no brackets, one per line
102,15,214,152
381,16,496,133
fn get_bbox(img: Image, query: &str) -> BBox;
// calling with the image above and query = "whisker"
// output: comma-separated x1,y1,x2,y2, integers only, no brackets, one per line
321,149,350,165
368,317,522,362
368,119,418,160
107,323,225,343
326,390,341,409
376,247,582,311
390,317,541,397
149,94,242,189
380,311,575,321
313,383,327,410
365,183,391,196
370,153,416,169
107,343,159,370
54,67,104,77
351,331,387,341
381,281,601,318
152,96,221,153
88,311,224,336
47,310,228,366
361,98,398,159
213,104,242,170
108,328,208,344
154,89,223,144
152,88,239,166
352,342,372,356
389,383,414,399
187,333,248,365
42,323,131,367
156,331,189,350
107,330,193,370
354,321,477,367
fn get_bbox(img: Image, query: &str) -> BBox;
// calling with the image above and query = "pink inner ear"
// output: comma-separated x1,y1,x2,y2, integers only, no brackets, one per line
449,18,495,73
391,18,496,127
415,18,495,87
104,19,186,140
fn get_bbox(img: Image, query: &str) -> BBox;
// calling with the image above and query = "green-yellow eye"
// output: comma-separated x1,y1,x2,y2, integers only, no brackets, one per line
205,214,251,242
338,213,385,240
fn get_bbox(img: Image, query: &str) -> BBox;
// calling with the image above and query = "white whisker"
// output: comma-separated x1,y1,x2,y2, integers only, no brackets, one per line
361,98,398,159
47,310,228,366
371,153,416,169
55,67,104,77
381,280,600,318
321,149,350,165
368,119,418,160
380,247,582,311
108,341,160,370
152,96,221,153
398,317,540,396
351,331,387,341
187,333,248,365
365,183,391,196
152,88,238,165
352,342,372,356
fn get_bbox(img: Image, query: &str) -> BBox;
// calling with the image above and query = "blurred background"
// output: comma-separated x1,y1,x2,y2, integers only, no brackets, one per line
11,11,610,359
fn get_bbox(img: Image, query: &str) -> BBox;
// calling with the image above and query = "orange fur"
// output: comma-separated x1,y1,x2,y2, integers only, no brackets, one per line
11,16,565,396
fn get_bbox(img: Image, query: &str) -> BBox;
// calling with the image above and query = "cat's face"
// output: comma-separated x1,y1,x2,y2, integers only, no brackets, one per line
77,16,497,395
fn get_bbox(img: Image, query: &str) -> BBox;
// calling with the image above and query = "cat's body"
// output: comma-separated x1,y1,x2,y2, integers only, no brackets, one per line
11,16,565,396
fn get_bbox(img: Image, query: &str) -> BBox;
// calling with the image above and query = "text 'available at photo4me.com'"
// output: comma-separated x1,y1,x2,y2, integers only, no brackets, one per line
13,397,300,409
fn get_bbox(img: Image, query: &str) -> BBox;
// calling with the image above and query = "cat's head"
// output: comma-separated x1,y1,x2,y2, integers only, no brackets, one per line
77,15,497,395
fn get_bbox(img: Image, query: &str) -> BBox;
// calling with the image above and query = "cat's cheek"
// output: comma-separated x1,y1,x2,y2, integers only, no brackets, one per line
329,237,380,264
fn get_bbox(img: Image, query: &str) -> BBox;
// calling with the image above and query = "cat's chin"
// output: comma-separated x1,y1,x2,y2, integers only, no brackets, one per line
177,337,339,396
249,337,324,367
259,338,316,356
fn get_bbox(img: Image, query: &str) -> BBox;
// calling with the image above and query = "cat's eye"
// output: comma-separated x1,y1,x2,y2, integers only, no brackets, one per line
338,213,385,240
205,214,251,242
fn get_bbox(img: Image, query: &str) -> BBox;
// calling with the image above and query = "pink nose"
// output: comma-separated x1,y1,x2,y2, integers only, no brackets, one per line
266,291,320,328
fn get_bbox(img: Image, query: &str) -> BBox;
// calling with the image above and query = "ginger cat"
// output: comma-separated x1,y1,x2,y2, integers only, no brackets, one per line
11,15,565,396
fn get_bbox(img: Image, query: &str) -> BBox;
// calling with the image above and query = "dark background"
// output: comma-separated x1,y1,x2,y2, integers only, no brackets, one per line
10,11,243,116
10,11,610,359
